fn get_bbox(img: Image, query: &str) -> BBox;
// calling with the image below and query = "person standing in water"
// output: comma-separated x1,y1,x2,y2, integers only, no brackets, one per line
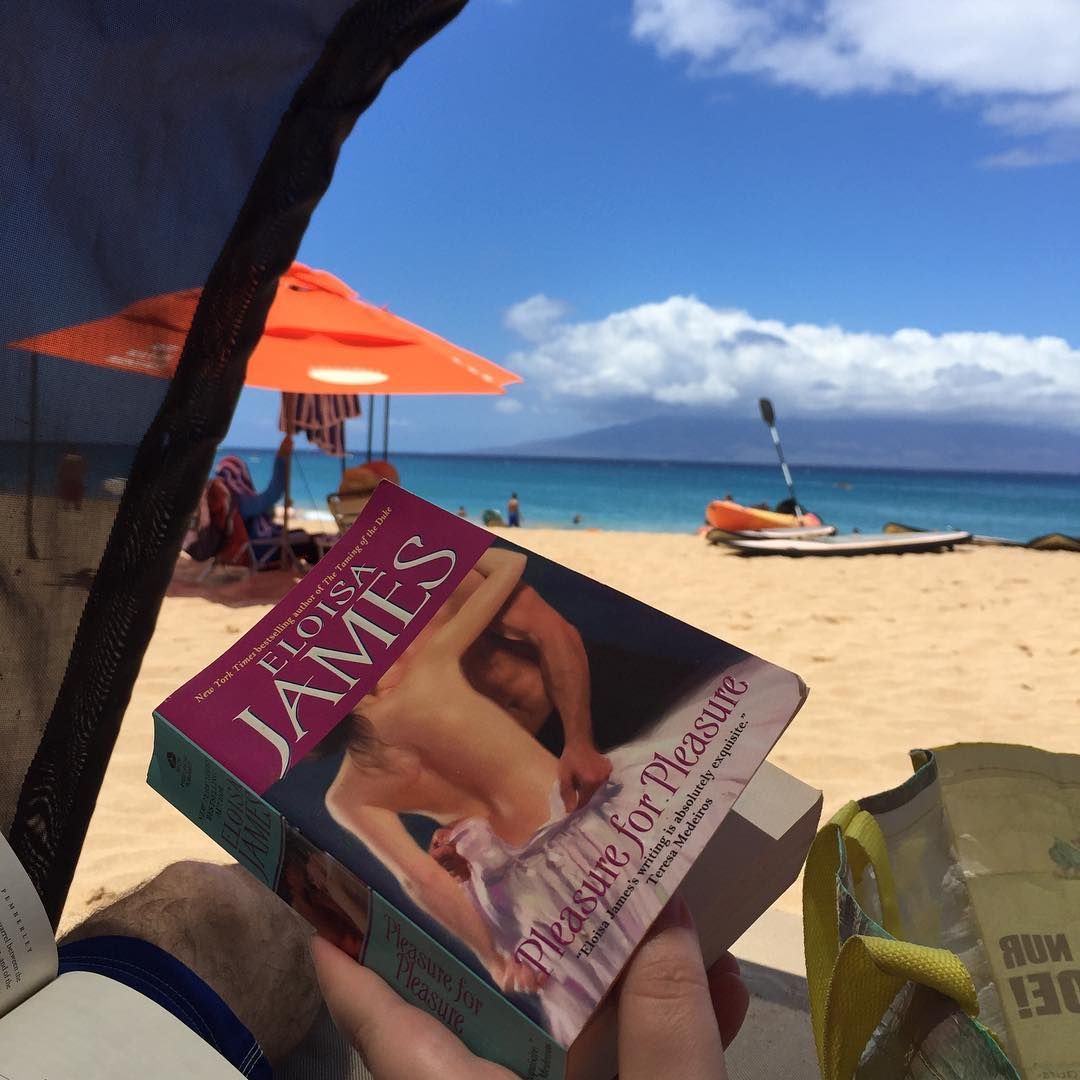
507,492,521,527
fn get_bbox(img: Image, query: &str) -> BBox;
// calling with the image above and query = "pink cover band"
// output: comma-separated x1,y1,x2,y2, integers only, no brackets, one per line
157,482,493,793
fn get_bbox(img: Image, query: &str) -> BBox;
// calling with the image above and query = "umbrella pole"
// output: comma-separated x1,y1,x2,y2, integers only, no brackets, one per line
366,394,374,463
281,393,297,571
382,395,390,460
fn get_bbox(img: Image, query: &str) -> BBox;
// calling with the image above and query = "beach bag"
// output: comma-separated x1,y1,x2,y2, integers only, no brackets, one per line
803,747,1021,1079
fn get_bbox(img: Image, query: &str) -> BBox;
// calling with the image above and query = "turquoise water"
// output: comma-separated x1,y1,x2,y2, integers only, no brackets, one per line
232,449,1080,541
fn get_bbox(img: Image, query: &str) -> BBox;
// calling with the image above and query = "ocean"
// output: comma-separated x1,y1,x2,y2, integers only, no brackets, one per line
232,449,1080,542
4,442,1075,540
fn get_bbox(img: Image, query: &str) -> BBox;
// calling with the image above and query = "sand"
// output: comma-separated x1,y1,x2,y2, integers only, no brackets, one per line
59,533,1080,935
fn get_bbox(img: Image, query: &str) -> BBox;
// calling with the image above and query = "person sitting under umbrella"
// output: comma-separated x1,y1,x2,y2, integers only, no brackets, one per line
215,437,322,565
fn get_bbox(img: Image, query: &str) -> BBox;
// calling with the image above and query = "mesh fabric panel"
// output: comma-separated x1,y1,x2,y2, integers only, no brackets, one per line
1,0,467,924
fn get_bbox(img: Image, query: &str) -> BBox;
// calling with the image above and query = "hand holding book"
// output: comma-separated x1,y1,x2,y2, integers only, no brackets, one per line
149,482,810,1076
312,897,749,1080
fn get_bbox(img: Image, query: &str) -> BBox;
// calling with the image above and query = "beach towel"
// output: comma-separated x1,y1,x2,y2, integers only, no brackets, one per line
215,455,276,540
183,479,250,566
281,393,362,457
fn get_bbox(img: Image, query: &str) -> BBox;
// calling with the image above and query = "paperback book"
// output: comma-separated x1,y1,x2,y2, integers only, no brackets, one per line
148,481,808,1078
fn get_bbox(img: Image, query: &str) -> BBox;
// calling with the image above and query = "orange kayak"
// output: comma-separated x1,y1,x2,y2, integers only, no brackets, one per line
706,499,822,532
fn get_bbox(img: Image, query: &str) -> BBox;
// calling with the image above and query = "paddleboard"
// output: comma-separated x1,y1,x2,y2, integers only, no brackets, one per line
719,530,973,557
882,521,1024,547
706,524,837,544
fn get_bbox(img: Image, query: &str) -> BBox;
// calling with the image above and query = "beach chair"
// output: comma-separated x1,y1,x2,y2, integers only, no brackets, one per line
326,490,373,534
182,478,282,578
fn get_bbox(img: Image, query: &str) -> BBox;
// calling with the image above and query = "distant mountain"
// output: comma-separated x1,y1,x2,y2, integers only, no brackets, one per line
481,414,1080,474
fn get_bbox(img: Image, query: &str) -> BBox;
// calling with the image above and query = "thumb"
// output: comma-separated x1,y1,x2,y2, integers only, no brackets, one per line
616,898,728,1080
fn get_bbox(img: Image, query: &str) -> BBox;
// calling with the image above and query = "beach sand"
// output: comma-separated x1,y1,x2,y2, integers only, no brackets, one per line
60,533,1080,935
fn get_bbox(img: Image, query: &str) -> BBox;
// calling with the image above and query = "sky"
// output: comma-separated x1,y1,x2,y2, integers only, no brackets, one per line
226,0,1080,454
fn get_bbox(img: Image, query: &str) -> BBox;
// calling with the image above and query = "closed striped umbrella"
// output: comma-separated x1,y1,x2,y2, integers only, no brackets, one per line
279,392,362,458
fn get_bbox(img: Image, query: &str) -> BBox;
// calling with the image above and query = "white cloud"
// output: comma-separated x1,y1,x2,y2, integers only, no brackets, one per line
506,294,1080,425
631,0,1080,164
504,294,571,342
495,397,524,414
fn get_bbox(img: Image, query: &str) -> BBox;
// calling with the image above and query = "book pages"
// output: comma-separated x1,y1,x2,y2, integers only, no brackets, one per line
0,969,244,1078
0,832,57,1017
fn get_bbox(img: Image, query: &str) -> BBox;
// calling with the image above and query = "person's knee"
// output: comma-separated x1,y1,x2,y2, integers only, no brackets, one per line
150,860,279,938
152,861,322,1060
64,860,322,1062
66,860,263,949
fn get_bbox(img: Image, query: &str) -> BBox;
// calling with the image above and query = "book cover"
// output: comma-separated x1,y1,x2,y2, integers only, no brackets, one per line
149,481,807,1077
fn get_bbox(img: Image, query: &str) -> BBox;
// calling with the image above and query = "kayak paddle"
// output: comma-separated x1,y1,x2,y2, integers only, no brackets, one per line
758,398,804,521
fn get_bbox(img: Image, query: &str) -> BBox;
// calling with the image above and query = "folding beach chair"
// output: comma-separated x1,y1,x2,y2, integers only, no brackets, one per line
327,490,373,533
327,458,398,536
182,478,258,574
183,477,290,579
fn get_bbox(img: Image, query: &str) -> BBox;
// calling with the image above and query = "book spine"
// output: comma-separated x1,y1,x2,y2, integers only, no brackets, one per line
148,712,284,885
148,713,565,1080
363,892,567,1080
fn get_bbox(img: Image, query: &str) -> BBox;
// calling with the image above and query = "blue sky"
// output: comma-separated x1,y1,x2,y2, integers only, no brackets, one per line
227,0,1080,453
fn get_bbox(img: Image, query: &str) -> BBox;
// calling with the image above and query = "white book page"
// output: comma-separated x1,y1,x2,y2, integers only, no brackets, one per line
0,969,245,1079
0,832,57,1016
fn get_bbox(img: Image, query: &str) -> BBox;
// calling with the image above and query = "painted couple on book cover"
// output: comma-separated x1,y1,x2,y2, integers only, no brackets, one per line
265,530,801,1044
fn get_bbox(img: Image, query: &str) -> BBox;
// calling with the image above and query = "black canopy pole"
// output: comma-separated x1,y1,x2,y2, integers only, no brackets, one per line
758,397,804,521
25,353,39,559
366,392,374,462
382,395,390,460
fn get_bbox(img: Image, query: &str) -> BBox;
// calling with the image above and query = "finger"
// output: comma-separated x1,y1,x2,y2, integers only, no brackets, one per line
707,964,750,1048
311,937,511,1080
559,772,578,813
578,777,603,807
617,898,728,1080
705,953,749,1046
709,951,741,977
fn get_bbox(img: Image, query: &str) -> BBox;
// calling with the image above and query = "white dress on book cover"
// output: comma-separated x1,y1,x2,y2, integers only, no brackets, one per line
450,758,647,1042
447,662,768,1044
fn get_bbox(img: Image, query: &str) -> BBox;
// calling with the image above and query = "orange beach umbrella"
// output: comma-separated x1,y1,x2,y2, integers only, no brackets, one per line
11,262,521,396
